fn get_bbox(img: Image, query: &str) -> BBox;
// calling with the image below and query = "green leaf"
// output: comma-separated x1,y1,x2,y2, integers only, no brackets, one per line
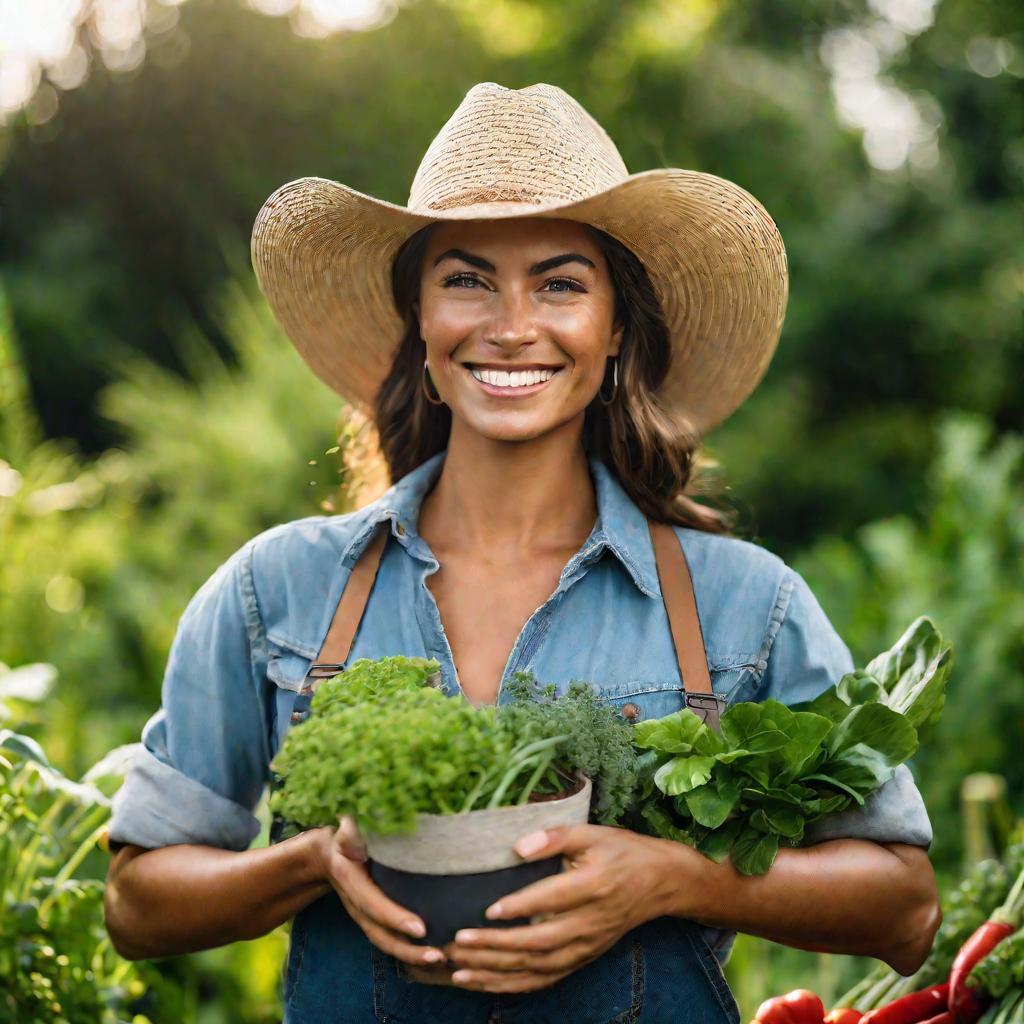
777,711,835,779
793,685,849,722
817,744,899,796
719,700,793,754
826,702,919,763
685,773,741,828
837,671,885,706
731,827,781,875
698,818,743,862
760,800,806,839
640,799,696,844
633,709,724,755
866,616,953,730
0,729,50,766
654,755,717,795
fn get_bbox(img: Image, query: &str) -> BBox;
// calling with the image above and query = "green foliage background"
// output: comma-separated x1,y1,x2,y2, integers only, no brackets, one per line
0,0,1021,1019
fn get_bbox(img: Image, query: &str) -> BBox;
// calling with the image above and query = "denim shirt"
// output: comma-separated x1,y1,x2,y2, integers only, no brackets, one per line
109,448,932,970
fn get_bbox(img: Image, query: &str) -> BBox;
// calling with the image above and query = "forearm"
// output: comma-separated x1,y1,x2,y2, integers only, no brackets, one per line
658,838,941,974
104,828,332,960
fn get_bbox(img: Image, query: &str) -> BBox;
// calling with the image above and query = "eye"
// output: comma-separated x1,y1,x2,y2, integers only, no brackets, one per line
543,277,585,293
442,272,486,289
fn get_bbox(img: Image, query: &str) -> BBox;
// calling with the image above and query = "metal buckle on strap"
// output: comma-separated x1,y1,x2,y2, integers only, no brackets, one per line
686,692,726,730
289,663,348,723
306,662,346,679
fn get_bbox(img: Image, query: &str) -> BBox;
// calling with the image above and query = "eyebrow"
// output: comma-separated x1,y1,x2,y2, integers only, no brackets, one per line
432,249,597,275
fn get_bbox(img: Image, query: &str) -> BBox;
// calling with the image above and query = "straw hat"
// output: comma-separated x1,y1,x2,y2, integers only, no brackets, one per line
250,81,788,435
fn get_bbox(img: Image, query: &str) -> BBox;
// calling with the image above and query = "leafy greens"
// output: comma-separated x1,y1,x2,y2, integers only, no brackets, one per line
268,658,638,837
630,615,952,875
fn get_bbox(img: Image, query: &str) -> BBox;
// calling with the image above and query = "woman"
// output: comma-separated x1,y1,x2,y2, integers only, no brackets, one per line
104,83,940,1023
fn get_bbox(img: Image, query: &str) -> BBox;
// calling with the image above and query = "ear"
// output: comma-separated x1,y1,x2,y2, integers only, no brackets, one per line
609,320,624,358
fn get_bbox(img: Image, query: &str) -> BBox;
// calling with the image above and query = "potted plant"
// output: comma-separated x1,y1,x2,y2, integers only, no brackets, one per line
269,657,639,947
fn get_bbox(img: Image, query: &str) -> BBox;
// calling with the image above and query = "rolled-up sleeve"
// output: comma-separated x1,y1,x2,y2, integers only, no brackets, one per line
108,540,271,852
760,568,933,850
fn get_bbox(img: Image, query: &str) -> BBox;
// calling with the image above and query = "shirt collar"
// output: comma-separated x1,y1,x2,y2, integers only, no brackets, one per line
349,448,660,598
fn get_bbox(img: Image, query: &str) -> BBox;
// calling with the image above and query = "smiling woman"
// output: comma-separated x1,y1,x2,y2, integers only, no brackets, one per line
379,216,730,533
105,81,940,1024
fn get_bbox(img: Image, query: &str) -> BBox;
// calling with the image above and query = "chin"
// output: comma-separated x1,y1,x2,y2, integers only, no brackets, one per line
459,411,566,444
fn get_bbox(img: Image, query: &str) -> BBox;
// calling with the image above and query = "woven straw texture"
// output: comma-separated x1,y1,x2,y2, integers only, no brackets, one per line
250,82,789,435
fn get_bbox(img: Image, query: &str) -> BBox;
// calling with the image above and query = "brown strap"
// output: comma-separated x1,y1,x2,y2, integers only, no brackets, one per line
295,516,720,730
319,522,389,667
647,519,723,730
290,522,389,720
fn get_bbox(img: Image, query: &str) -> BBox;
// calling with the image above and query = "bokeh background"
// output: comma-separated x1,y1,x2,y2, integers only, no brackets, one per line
1,0,1022,1020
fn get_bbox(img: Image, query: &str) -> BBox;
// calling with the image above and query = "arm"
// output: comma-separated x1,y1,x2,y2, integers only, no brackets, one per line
104,831,332,960
441,825,940,992
656,835,941,975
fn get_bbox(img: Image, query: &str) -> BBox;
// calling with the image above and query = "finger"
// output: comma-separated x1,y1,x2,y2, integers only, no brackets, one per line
483,865,607,921
451,966,575,993
332,858,426,939
337,815,368,861
355,910,447,967
447,915,583,954
512,823,611,862
448,938,590,974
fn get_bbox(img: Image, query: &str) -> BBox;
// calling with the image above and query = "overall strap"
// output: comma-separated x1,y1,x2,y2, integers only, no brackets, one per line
647,519,724,732
288,522,390,724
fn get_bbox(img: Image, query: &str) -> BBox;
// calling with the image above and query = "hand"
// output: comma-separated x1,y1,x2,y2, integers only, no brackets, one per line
442,824,679,993
312,816,448,970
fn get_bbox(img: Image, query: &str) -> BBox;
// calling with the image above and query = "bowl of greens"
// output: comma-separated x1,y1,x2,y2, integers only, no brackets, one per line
269,657,639,946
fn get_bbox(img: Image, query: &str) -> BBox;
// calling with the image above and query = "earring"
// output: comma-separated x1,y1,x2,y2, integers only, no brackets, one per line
421,360,445,406
598,356,619,406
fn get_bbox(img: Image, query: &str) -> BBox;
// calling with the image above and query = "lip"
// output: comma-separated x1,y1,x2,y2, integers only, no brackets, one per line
461,364,563,397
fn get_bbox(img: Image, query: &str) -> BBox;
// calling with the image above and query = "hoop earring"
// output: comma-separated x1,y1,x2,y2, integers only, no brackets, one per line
598,356,619,406
421,360,445,406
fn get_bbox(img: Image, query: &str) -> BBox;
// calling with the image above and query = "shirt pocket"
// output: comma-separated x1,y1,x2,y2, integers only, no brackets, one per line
266,640,314,754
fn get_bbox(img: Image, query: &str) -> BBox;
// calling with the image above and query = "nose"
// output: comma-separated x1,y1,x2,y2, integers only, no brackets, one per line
482,287,540,355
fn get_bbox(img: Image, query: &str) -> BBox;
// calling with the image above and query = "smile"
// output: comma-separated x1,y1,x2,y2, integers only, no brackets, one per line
466,366,561,393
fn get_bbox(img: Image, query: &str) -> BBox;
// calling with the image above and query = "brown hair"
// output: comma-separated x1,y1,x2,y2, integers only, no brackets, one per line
374,222,735,534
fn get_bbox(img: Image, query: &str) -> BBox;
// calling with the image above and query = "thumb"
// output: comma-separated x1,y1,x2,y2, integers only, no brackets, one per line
337,815,368,862
512,823,595,861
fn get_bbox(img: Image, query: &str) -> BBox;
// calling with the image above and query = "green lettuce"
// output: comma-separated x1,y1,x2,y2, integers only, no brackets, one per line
631,616,952,875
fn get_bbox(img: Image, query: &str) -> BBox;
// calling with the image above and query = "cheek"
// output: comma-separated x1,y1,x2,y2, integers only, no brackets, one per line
419,296,483,345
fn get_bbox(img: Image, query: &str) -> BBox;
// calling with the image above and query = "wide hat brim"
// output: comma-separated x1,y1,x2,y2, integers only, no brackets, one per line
250,167,788,436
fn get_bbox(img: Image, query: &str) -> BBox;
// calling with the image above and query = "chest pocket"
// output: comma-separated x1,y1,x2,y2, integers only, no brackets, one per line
266,641,314,755
589,656,760,726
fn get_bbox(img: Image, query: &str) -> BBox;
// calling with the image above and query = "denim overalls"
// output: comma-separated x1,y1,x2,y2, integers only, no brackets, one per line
107,449,934,1023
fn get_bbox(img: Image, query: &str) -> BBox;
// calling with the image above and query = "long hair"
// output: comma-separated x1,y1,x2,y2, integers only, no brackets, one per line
374,222,735,534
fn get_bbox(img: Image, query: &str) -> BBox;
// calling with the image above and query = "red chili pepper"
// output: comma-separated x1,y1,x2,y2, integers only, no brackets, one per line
754,989,826,1024
917,1014,952,1024
825,1008,863,1024
860,983,948,1024
949,864,1024,1024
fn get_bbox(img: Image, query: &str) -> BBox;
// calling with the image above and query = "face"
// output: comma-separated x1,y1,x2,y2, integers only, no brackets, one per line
416,217,623,444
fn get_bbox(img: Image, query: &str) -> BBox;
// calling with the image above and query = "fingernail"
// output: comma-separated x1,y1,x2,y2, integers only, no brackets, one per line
515,829,547,856
455,929,476,943
404,919,426,937
485,902,503,920
452,970,471,983
423,949,445,963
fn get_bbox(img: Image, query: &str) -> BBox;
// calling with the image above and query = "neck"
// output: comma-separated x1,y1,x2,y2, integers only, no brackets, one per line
417,416,597,556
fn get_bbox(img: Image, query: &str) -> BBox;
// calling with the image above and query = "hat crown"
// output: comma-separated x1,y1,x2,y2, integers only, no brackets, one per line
407,82,629,213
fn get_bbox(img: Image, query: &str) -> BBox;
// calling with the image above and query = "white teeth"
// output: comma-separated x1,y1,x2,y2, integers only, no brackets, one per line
469,367,557,388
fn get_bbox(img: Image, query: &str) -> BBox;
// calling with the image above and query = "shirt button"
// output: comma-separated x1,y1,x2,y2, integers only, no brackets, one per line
395,521,406,536
620,702,641,722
